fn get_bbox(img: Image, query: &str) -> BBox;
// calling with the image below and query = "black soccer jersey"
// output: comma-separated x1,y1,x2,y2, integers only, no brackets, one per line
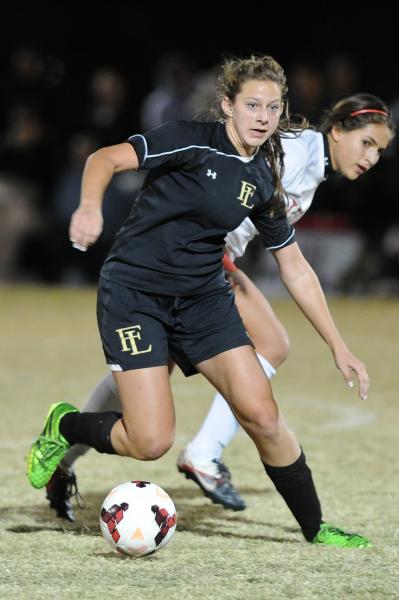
101,120,295,295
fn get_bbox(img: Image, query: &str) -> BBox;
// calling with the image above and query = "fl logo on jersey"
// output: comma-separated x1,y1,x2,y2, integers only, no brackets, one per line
237,181,256,209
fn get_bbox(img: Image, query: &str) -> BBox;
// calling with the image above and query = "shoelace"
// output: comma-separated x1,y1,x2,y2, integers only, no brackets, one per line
324,526,355,538
321,526,367,545
36,436,68,466
213,459,232,481
324,526,347,536
65,474,85,509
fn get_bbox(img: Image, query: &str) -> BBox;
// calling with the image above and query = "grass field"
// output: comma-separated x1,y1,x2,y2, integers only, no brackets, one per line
0,286,398,599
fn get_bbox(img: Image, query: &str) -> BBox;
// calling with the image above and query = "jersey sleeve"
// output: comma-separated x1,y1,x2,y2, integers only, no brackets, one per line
281,133,318,225
127,121,199,170
250,206,295,251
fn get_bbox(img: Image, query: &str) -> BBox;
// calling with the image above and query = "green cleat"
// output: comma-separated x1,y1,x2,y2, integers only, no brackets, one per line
27,402,78,489
312,523,371,548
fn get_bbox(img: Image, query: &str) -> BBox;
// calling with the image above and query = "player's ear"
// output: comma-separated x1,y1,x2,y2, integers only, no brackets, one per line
222,96,234,118
330,125,343,142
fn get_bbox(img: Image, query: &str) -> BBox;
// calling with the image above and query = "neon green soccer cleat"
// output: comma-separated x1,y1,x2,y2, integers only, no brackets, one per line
27,402,78,489
312,523,371,548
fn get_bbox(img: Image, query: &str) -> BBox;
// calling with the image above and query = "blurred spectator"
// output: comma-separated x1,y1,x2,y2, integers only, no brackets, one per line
0,102,60,197
0,100,62,282
140,51,197,129
82,67,134,145
1,44,66,131
0,177,40,280
288,62,324,123
1,44,45,115
324,53,360,105
380,224,399,288
187,66,218,120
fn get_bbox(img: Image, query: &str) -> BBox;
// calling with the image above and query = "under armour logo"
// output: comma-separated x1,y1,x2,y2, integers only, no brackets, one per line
207,169,217,179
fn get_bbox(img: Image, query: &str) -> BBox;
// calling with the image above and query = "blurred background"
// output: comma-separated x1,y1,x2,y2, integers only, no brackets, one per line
1,4,399,295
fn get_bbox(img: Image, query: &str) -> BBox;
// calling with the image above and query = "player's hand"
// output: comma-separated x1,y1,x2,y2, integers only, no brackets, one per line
69,206,103,251
333,347,370,400
222,254,248,291
226,268,248,291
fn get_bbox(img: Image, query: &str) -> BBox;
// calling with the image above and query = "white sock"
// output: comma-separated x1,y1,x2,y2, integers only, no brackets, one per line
190,392,239,462
256,353,276,379
61,373,119,469
190,353,276,462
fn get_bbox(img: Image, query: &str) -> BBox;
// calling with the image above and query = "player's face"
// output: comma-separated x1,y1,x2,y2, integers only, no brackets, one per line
330,123,392,180
222,79,284,157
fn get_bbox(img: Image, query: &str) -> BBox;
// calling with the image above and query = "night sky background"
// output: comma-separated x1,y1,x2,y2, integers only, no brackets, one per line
3,4,398,110
2,3,398,286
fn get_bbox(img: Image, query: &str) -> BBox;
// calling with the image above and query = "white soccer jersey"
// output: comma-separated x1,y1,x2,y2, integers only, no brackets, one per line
225,130,327,259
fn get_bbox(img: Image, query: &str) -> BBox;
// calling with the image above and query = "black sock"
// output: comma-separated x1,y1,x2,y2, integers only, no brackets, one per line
263,450,322,541
60,411,122,455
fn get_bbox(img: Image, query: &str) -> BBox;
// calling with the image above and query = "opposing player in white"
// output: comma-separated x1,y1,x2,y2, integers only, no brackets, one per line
46,93,394,519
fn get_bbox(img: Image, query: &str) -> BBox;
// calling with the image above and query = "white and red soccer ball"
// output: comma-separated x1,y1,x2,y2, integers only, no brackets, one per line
100,480,177,556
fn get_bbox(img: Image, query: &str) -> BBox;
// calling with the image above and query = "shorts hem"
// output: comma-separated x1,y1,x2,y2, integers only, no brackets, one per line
106,360,169,372
190,339,254,367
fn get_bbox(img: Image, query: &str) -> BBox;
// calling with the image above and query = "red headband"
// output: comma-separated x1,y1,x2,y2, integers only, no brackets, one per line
349,108,388,117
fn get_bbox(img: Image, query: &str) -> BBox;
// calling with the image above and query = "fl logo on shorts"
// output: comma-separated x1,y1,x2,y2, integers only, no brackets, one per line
116,325,152,355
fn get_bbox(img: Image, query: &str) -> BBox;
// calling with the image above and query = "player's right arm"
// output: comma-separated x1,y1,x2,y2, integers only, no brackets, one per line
274,241,369,400
69,142,139,249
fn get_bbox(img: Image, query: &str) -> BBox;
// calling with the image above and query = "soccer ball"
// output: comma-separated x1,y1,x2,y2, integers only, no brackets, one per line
100,480,177,556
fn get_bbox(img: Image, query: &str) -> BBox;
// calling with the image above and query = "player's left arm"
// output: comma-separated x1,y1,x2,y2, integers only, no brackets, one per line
70,142,139,249
273,241,370,400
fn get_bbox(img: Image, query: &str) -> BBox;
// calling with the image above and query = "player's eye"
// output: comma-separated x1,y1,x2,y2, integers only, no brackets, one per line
268,104,281,113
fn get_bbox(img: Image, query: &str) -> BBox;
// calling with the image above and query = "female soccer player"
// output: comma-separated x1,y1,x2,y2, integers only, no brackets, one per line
175,93,395,511
49,93,393,519
28,55,372,547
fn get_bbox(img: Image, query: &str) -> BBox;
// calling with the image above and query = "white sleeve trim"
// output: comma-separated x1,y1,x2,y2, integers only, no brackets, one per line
266,227,296,251
128,134,148,163
128,138,253,164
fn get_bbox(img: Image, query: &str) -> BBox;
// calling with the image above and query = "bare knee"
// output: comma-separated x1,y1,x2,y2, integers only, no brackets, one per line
241,404,280,440
252,325,290,369
269,331,290,368
125,432,175,461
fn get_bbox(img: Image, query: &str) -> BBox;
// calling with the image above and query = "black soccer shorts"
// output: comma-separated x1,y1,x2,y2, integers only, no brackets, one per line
97,277,253,376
